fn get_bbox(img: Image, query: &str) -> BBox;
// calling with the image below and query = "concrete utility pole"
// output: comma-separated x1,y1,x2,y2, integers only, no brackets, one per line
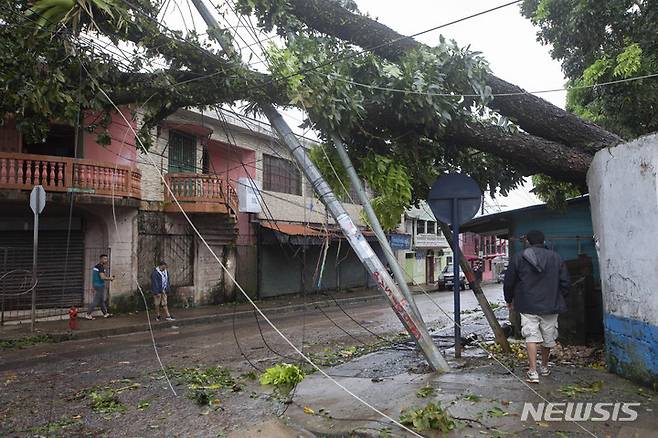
189,0,449,371
330,135,423,322
263,105,449,371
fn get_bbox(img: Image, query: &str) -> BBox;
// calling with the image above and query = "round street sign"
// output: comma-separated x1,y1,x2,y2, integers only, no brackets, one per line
427,174,482,226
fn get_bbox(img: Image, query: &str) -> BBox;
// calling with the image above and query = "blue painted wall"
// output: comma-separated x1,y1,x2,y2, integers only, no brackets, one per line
508,199,598,280
604,313,658,389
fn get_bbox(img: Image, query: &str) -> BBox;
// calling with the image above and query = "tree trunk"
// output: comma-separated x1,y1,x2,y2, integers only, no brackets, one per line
363,105,592,183
443,122,592,183
285,0,623,153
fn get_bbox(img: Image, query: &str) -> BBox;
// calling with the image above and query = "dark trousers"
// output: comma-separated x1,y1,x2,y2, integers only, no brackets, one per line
88,286,108,315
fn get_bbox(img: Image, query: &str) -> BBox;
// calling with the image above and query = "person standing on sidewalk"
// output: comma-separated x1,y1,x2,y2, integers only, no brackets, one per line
503,230,570,383
151,261,174,321
86,254,114,320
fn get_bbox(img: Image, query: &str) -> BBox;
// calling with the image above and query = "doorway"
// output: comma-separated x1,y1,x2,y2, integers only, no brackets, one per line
426,250,435,284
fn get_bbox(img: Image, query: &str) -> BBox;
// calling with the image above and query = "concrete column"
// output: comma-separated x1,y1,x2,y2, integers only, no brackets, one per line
588,133,658,387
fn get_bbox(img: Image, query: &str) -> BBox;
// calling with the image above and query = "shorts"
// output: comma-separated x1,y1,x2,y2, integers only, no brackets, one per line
520,313,559,348
153,293,168,307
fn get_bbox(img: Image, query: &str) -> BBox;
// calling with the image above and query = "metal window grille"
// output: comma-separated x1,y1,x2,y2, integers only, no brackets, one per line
263,154,301,195
168,130,197,173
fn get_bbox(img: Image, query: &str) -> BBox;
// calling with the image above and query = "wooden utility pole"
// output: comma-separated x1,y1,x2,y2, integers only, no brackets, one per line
438,221,511,353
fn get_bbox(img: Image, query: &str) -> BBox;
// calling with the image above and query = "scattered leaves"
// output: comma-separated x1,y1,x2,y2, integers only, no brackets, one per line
462,394,481,403
400,402,456,433
416,386,436,398
137,400,150,411
259,363,305,387
0,334,54,350
89,390,125,414
486,406,508,417
559,381,603,397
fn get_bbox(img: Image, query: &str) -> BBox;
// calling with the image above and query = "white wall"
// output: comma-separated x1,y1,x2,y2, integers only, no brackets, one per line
588,133,658,385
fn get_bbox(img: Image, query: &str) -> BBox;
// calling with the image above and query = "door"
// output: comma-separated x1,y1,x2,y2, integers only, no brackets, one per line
168,130,197,173
426,251,435,283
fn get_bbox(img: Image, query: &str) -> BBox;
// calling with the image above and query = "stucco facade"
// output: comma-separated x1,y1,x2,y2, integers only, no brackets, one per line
588,133,658,387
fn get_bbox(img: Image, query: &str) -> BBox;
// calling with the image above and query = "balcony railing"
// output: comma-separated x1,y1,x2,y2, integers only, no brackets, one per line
164,173,238,215
0,152,141,199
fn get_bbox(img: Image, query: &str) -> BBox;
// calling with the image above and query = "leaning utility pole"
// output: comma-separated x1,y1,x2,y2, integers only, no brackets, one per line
437,221,511,353
190,0,450,371
330,135,422,322
263,105,448,370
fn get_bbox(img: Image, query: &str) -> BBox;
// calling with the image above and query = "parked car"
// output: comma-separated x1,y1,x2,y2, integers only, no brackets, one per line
497,269,507,283
438,264,466,291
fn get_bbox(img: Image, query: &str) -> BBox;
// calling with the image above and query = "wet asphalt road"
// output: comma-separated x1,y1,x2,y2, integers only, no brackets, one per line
0,285,505,437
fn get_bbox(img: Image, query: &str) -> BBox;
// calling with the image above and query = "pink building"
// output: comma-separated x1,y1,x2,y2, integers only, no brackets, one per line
460,232,508,282
0,110,143,319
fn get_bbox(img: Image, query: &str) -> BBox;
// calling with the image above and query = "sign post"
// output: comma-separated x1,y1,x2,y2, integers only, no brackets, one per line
29,186,46,332
428,175,481,357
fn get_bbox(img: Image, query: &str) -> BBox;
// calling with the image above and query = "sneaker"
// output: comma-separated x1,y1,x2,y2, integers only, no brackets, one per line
526,370,540,383
85,314,94,320
103,313,112,318
538,364,551,376
155,315,161,321
165,316,176,321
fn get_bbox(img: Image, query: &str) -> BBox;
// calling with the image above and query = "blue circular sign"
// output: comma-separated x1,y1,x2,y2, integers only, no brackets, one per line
427,174,482,226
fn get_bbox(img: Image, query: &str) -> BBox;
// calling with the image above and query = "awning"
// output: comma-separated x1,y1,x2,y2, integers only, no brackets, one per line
260,222,327,237
260,221,377,245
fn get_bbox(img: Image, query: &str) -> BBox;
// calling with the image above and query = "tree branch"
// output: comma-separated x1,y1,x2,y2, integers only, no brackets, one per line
283,0,623,153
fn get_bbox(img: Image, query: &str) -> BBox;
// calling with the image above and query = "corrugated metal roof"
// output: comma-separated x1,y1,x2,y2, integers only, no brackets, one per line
260,222,377,238
260,222,327,236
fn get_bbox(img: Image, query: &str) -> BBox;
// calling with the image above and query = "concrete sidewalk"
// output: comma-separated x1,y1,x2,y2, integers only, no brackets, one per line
0,287,397,343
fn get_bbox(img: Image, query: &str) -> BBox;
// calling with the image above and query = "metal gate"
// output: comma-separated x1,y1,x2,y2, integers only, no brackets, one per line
0,229,85,324
138,234,194,289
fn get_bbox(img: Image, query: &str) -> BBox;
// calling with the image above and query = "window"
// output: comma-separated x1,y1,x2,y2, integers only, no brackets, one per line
202,146,209,174
405,252,415,259
23,124,76,157
430,222,437,234
417,220,426,234
168,130,197,173
263,154,302,195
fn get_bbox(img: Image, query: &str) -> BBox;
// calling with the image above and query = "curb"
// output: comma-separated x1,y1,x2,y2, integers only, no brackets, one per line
4,294,385,345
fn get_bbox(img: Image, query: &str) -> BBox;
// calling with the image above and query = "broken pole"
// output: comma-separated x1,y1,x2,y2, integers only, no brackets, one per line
438,221,512,353
262,104,450,371
330,135,423,323
189,0,448,371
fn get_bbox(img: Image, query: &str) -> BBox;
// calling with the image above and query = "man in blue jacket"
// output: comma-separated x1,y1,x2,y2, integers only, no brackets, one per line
151,261,175,321
503,230,570,383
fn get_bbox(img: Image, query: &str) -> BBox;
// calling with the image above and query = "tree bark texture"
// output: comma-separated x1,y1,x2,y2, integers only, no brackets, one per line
285,0,623,153
363,104,593,183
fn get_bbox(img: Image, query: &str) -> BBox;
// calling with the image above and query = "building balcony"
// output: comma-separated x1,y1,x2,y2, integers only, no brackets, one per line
163,173,238,215
0,152,141,200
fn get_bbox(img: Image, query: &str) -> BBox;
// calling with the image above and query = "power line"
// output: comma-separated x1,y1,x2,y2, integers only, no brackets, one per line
249,0,525,91
329,71,658,98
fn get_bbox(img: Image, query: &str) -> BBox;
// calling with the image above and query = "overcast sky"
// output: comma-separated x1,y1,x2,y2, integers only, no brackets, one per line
355,0,568,109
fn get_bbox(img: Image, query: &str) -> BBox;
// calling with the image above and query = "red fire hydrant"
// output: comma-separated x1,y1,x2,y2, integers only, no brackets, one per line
68,306,78,330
